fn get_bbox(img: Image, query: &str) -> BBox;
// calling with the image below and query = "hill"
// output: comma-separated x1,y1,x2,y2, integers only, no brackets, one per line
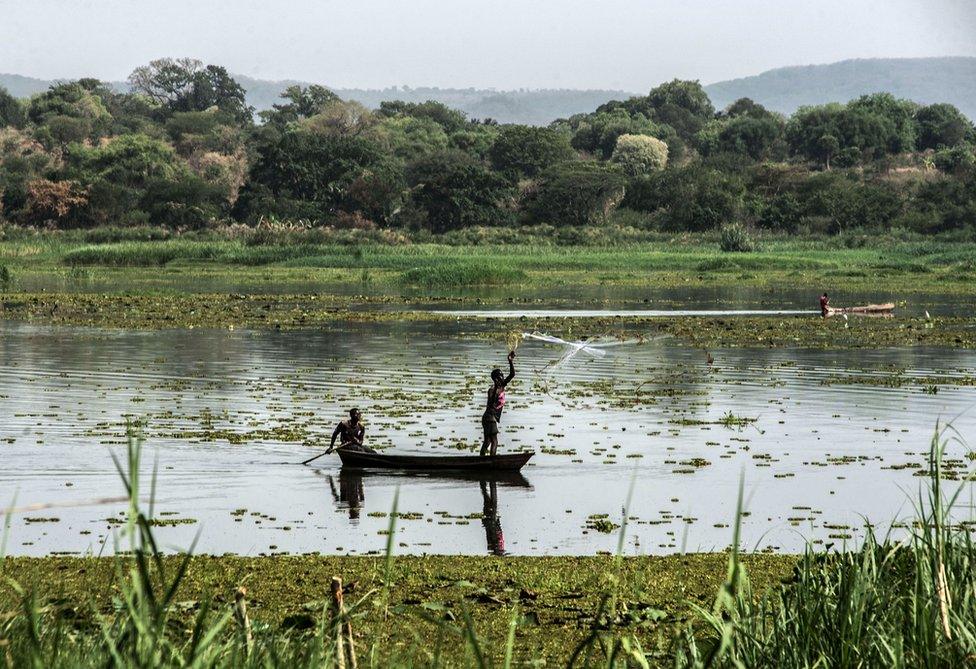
0,72,629,125
3,56,975,124
704,57,976,119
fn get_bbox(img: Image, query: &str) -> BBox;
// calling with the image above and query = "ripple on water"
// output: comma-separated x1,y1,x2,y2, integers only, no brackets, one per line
1,320,975,557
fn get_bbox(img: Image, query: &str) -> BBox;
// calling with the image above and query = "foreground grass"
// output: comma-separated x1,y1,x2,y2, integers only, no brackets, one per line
0,553,793,666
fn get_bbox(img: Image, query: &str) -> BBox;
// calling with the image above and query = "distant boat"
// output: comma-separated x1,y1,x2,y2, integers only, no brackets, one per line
336,448,534,472
827,302,895,315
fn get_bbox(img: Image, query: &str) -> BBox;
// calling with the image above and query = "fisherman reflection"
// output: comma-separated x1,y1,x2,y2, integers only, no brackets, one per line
328,468,365,520
480,480,506,556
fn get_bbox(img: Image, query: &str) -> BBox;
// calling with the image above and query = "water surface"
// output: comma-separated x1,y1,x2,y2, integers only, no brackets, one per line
2,320,974,557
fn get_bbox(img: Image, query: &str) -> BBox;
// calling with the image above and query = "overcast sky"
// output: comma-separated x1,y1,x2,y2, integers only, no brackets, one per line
2,0,975,90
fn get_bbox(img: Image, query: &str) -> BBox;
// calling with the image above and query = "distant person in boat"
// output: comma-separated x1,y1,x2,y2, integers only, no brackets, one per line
331,408,375,453
481,351,516,457
819,293,830,318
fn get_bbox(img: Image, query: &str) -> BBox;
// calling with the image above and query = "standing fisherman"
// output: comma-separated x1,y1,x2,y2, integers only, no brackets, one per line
481,351,515,457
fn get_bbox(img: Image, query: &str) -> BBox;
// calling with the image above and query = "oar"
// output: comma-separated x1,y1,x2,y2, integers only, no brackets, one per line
300,445,334,466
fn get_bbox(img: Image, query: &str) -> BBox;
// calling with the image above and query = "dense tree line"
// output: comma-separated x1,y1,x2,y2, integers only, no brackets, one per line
1,58,974,236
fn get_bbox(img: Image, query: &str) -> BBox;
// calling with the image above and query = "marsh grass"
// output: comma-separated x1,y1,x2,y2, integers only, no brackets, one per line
1,426,975,667
399,261,527,288
673,424,976,668
21,237,976,298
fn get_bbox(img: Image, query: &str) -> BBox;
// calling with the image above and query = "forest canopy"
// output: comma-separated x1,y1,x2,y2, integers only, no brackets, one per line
1,58,975,237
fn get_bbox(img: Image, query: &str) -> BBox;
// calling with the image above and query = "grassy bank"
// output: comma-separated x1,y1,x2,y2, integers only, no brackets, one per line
0,234,975,295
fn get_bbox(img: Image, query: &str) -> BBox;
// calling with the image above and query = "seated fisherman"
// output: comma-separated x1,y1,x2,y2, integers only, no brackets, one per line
330,408,375,453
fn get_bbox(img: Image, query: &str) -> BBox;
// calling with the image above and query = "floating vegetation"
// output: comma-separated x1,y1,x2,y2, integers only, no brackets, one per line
719,411,758,428
148,517,198,527
584,514,621,534
2,290,976,349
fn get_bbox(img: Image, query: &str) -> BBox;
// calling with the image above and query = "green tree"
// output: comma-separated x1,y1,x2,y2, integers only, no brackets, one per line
829,181,903,232
610,134,668,176
786,105,846,168
0,128,59,222
378,100,470,133
260,85,342,127
240,130,392,223
128,59,252,123
370,116,449,162
405,150,513,232
721,98,772,119
298,100,375,137
181,65,252,123
600,80,714,144
27,81,113,147
846,93,917,154
910,175,976,233
524,161,627,226
65,133,223,227
449,124,500,160
488,125,574,178
722,116,785,161
787,96,917,167
70,133,182,186
932,145,976,176
915,103,973,150
645,79,714,119
624,165,744,231
128,58,203,105
758,193,803,232
0,87,26,128
562,108,659,158
345,159,407,225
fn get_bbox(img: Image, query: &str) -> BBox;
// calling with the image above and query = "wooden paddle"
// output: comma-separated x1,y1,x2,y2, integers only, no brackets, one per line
300,445,334,466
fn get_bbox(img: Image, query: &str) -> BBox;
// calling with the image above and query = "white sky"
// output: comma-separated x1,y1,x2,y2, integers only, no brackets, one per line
1,0,974,90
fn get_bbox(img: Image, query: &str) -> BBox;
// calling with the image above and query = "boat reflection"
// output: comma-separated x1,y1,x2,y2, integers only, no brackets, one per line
327,467,530,555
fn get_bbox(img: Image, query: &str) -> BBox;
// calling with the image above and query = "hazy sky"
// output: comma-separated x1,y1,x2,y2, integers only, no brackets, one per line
2,0,975,90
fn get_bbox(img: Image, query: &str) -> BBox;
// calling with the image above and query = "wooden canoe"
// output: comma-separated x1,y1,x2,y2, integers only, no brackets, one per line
336,449,534,472
827,302,895,315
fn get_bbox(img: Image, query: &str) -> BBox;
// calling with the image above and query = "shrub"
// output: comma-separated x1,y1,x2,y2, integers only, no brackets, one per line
610,134,668,176
406,150,514,232
624,166,744,231
488,125,574,178
720,223,757,252
524,161,627,226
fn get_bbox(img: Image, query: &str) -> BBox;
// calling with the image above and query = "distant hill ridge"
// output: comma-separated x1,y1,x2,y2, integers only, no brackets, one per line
704,57,976,120
2,56,974,124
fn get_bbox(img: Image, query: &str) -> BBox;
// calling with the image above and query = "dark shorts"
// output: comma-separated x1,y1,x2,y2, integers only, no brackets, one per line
482,412,498,438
